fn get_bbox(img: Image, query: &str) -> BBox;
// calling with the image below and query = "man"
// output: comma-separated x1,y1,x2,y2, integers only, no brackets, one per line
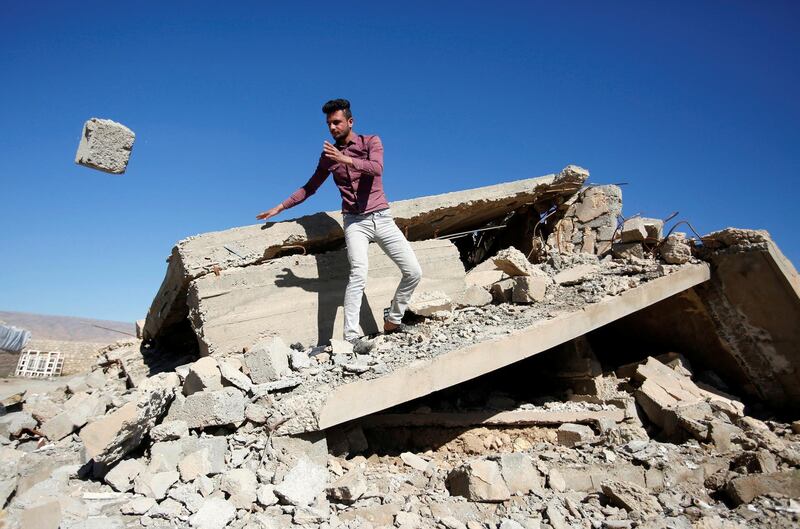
257,99,422,351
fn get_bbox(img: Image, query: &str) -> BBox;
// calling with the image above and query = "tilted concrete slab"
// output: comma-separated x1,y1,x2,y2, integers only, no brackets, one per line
312,263,710,430
594,230,800,410
187,239,466,354
144,169,586,341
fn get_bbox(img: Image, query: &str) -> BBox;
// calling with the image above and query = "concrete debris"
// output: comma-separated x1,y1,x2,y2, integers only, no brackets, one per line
511,275,549,303
455,285,494,308
274,455,328,507
601,479,664,519
104,458,146,492
660,232,692,264
188,497,236,529
0,411,36,438
3,168,800,529
725,469,800,505
80,386,173,466
493,246,537,277
75,117,135,174
245,336,291,383
548,184,622,255
167,386,245,428
219,468,258,508
408,289,454,317
182,356,223,395
150,419,189,442
557,423,595,447
448,459,511,502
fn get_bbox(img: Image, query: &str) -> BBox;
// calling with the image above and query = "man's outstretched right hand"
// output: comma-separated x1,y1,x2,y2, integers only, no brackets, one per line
256,205,284,221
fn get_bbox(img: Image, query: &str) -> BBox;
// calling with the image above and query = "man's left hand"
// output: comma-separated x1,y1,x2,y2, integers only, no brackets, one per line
323,141,352,165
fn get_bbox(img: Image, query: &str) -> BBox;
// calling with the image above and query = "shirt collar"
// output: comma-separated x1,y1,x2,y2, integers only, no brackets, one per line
338,131,358,147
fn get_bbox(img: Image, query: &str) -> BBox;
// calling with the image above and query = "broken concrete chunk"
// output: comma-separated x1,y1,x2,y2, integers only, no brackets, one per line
274,456,328,507
408,290,453,317
725,469,800,505
511,276,548,303
183,357,223,396
134,470,180,500
217,359,253,391
168,387,245,429
454,285,493,308
0,412,36,438
400,452,429,472
326,468,367,503
660,232,692,264
612,242,645,260
245,337,291,383
75,118,135,174
104,458,146,492
150,420,189,442
447,459,510,502
219,468,258,508
493,247,534,277
490,278,515,303
188,496,236,529
641,218,664,241
620,218,649,243
498,453,543,494
178,448,212,481
289,350,312,371
601,479,663,519
557,423,595,447
79,387,173,466
553,264,599,285
121,496,156,515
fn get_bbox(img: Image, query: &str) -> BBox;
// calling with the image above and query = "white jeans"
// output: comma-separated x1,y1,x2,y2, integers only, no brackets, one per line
343,208,422,340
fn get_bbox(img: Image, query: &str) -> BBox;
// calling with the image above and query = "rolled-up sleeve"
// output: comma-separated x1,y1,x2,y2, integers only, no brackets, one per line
281,154,330,210
350,135,384,177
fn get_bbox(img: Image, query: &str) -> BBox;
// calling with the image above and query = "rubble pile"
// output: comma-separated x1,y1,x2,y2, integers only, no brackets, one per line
1,166,799,528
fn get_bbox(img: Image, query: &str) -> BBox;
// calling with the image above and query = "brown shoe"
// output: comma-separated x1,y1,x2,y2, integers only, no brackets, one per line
383,320,409,335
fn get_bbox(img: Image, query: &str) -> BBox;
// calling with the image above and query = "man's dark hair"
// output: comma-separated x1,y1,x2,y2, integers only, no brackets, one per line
322,98,352,119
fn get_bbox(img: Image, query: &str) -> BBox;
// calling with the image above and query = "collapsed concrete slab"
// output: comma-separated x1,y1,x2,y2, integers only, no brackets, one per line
186,239,466,353
144,167,588,343
268,263,710,433
594,229,800,410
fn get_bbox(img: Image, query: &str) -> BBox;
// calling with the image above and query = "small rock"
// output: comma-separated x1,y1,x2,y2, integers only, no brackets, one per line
0,412,36,438
120,496,156,515
134,470,180,500
660,233,692,264
557,423,595,447
447,459,510,502
245,337,292,384
188,497,236,529
274,456,328,507
150,420,189,442
183,357,223,396
219,468,258,508
218,359,253,392
400,452,429,471
104,458,146,492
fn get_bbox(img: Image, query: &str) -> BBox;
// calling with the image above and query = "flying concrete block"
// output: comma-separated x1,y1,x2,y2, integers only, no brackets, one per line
75,118,135,174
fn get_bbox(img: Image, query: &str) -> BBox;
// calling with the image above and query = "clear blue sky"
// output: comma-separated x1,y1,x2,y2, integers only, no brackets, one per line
1,1,798,323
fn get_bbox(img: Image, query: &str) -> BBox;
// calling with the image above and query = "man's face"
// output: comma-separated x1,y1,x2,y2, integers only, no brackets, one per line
326,110,353,143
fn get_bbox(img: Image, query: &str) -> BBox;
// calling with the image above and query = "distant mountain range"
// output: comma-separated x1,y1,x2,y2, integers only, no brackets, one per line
0,311,135,342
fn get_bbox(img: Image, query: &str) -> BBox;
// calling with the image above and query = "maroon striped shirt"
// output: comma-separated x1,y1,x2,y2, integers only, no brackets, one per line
281,133,389,214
